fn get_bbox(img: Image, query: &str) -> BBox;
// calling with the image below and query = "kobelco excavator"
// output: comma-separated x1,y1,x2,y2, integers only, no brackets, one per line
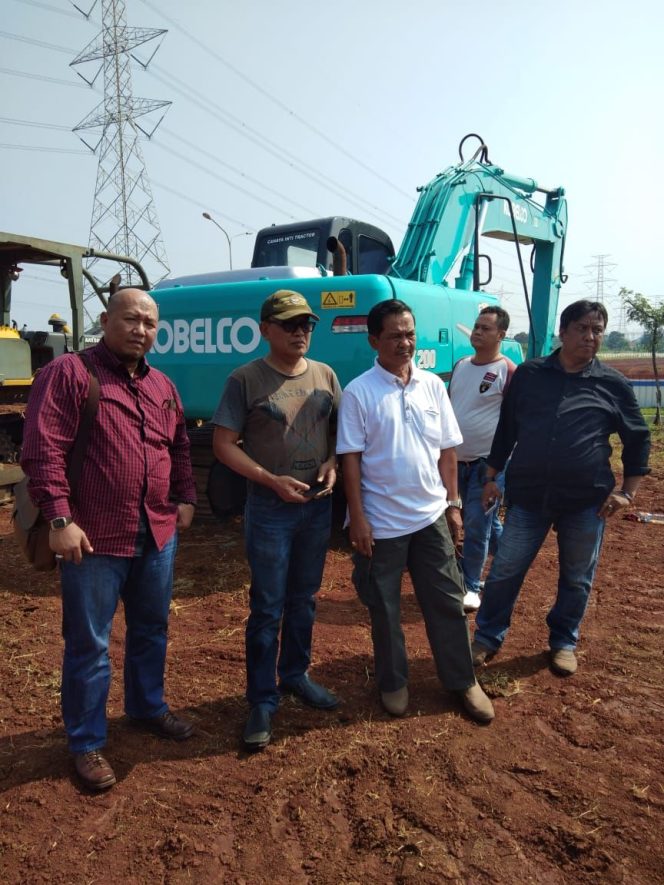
149,134,568,516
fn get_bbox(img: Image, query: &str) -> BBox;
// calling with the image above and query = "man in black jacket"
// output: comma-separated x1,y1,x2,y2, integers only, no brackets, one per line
472,300,650,676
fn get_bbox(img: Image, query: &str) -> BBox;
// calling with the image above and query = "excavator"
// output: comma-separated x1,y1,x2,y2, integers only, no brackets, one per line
149,134,568,517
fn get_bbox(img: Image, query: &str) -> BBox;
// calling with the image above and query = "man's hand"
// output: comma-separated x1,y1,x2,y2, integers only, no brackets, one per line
349,513,374,558
310,457,337,498
176,503,195,530
481,480,502,512
49,522,93,565
598,491,631,520
270,474,311,503
445,505,464,554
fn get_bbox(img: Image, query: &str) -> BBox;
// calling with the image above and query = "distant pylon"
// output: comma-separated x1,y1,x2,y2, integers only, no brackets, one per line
71,0,171,311
585,254,623,332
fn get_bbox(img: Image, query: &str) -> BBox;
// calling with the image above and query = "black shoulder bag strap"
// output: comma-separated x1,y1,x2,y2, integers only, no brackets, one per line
67,354,100,502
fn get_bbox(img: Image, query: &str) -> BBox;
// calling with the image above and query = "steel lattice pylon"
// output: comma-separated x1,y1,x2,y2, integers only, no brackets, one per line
71,0,170,314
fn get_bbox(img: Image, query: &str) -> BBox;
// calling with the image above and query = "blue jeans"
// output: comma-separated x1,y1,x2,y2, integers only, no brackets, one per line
474,504,605,652
458,460,504,593
244,494,332,711
60,534,177,753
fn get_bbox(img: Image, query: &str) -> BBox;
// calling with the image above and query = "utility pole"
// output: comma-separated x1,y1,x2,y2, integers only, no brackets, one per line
71,0,171,313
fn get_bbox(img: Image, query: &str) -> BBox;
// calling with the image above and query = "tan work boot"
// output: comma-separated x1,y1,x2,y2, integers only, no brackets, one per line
460,681,495,723
550,648,577,676
381,686,409,717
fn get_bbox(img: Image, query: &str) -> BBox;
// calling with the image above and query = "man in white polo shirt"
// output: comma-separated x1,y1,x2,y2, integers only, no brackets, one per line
337,299,494,723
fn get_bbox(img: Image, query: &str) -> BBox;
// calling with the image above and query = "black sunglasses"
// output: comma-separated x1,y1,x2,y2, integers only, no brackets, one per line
270,318,316,333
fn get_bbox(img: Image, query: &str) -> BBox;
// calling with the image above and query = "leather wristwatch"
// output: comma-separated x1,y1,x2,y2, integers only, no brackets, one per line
50,516,73,531
447,498,463,509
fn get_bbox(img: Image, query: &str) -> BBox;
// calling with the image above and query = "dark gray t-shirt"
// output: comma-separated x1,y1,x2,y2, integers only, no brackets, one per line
213,358,341,492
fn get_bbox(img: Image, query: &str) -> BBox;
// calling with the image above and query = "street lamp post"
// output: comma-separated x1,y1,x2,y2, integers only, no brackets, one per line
202,213,255,270
202,211,233,269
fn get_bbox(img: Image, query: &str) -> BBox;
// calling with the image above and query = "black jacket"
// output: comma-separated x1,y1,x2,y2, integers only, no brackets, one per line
488,350,650,514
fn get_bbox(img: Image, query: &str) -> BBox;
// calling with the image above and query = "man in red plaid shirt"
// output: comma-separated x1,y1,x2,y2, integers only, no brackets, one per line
21,288,197,791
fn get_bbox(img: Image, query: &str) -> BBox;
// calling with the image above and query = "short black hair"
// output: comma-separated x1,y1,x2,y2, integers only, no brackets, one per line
559,300,608,332
367,299,414,337
479,305,510,332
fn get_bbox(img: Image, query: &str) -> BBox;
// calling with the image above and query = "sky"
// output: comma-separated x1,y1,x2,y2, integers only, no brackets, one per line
2,0,662,337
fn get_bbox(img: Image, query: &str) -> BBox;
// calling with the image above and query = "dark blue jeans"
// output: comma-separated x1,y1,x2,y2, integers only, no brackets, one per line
457,460,504,593
60,534,177,753
244,493,332,711
475,505,605,652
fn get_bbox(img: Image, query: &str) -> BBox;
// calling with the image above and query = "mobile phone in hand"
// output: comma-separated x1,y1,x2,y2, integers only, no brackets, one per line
303,481,328,498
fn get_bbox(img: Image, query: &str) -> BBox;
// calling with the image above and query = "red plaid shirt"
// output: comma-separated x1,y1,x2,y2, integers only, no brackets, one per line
21,340,196,556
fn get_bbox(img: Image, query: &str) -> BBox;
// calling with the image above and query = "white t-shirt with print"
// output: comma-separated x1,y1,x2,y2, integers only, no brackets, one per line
449,356,516,461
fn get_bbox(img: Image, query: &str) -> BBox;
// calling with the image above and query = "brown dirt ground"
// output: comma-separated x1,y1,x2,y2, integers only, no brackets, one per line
1,437,663,884
600,356,663,380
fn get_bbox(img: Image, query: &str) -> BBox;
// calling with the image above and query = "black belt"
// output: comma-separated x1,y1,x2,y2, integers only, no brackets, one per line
459,458,481,467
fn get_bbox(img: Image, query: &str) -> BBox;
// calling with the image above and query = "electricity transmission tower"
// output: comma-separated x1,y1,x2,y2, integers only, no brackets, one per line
71,0,171,315
585,254,622,331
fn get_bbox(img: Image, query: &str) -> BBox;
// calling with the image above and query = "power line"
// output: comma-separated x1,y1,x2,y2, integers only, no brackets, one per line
0,142,90,154
0,116,72,131
151,178,252,230
137,0,413,204
152,139,298,220
148,63,406,230
1,63,405,231
0,65,91,88
1,28,407,230
7,0,83,19
0,29,73,53
158,128,317,218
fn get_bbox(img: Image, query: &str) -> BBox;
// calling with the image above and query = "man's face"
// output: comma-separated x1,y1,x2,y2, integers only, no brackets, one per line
559,310,605,367
470,312,505,353
101,289,158,364
369,311,416,374
261,314,315,362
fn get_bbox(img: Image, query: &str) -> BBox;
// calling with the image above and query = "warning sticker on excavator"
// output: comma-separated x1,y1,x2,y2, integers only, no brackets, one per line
321,290,356,308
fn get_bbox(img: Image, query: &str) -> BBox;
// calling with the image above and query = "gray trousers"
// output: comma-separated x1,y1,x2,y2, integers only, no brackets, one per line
352,513,475,693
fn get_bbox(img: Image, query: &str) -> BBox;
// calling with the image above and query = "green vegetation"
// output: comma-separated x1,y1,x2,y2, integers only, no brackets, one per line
620,290,664,424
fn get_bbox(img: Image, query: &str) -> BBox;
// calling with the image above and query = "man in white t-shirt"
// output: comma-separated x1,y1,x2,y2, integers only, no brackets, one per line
449,307,516,612
337,299,494,723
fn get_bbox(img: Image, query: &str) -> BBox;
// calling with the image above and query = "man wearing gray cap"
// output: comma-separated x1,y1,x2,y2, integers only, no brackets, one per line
213,290,341,750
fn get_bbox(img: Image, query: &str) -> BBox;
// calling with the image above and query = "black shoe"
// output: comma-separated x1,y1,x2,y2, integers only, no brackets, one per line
279,673,339,710
243,705,272,751
131,710,194,741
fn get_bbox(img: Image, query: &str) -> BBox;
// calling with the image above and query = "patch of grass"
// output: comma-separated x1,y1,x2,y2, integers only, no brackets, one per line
478,670,522,698
610,409,663,472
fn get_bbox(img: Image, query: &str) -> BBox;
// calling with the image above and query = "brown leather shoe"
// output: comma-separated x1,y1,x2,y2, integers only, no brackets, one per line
73,750,116,791
132,710,194,741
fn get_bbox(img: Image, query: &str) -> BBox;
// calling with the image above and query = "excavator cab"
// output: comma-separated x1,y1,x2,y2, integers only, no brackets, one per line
251,217,395,276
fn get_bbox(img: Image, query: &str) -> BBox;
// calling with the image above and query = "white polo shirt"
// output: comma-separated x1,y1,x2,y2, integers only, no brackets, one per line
337,360,462,539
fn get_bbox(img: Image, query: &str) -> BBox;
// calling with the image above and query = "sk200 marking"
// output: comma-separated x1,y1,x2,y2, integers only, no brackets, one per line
415,349,436,369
